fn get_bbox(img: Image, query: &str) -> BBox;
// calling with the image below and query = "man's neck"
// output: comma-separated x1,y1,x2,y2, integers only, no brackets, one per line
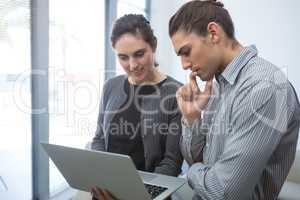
220,40,243,72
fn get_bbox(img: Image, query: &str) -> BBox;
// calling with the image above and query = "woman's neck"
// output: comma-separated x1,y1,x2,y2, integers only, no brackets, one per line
128,67,167,85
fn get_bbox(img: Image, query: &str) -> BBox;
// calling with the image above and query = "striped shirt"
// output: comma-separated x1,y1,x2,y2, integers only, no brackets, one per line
181,45,300,200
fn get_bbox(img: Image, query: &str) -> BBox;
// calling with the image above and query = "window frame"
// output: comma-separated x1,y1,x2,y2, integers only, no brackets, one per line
30,0,150,199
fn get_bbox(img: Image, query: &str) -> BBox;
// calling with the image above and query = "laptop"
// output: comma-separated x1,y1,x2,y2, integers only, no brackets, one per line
41,143,186,200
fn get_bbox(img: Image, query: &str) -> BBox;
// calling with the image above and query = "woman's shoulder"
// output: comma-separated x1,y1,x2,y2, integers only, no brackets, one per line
161,76,183,90
103,74,126,89
166,76,183,85
101,75,127,98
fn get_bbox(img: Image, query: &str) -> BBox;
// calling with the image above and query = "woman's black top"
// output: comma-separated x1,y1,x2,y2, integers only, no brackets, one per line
107,78,166,170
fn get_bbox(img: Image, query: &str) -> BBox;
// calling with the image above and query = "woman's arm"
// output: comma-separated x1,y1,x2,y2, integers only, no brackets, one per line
154,96,183,176
91,81,109,151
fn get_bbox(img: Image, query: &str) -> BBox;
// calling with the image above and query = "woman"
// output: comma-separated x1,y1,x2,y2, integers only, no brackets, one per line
90,14,183,199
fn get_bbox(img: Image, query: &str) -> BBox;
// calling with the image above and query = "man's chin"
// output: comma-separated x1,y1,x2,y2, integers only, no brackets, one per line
198,73,213,82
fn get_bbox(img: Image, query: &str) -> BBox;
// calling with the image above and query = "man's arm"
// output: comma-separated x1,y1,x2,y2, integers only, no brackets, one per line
176,75,212,167
187,81,293,200
180,118,207,166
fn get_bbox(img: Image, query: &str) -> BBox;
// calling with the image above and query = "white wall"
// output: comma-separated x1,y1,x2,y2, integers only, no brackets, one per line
151,0,300,149
150,0,189,83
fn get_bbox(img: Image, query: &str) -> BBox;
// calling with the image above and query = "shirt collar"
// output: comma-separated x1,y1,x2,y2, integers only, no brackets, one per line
217,45,258,85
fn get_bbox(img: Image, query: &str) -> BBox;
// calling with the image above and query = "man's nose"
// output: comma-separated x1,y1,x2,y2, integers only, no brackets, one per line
181,56,192,70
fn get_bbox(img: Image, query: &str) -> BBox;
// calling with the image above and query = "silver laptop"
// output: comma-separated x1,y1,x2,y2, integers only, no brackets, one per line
41,143,186,200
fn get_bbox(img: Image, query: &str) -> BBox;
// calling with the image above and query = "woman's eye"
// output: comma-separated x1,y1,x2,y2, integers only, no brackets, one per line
119,56,128,61
135,52,144,57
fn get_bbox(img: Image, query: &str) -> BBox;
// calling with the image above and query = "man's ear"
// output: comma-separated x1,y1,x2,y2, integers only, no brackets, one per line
207,22,220,43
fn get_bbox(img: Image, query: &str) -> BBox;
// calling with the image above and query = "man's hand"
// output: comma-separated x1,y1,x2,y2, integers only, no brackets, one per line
176,73,212,124
91,187,118,200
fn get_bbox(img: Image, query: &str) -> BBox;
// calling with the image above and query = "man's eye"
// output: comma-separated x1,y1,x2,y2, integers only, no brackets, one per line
183,49,191,56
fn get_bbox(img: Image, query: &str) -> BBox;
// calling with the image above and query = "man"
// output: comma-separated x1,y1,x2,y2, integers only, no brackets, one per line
169,0,300,199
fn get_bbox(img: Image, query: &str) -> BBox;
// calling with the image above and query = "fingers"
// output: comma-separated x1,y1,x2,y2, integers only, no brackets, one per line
91,187,105,199
176,73,199,102
91,187,117,200
189,73,213,96
103,189,118,200
177,76,213,104
177,84,192,102
102,189,112,198
189,73,200,94
204,79,213,95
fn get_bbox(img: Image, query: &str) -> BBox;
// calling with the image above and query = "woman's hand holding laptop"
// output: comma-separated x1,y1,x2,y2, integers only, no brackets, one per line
91,187,118,200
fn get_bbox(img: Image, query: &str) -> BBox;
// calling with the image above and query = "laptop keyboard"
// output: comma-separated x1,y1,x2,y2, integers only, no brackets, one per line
144,183,168,199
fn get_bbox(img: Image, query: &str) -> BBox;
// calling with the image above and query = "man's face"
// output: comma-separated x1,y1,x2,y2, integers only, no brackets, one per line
171,31,220,81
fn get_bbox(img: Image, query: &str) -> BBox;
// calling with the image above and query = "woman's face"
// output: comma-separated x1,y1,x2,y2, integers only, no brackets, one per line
114,33,156,84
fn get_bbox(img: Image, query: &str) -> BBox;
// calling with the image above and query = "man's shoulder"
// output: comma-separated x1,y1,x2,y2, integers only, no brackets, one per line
237,56,300,113
239,56,288,87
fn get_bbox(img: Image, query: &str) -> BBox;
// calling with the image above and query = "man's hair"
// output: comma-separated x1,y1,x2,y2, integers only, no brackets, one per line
111,14,157,50
169,0,235,39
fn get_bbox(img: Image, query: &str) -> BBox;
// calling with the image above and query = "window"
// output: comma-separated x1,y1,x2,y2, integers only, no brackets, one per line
49,0,105,196
0,0,32,199
115,0,148,75
1,1,151,199
117,0,147,17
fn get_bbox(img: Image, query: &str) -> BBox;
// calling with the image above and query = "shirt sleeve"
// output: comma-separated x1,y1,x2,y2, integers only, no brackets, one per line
187,81,293,200
180,118,207,166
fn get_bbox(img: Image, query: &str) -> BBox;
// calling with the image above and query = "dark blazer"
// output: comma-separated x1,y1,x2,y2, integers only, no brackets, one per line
91,75,183,176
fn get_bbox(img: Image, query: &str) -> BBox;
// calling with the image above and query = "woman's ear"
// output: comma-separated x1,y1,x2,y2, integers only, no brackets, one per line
152,37,157,52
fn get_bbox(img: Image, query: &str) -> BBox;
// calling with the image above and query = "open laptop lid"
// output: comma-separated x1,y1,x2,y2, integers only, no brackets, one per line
41,143,152,200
